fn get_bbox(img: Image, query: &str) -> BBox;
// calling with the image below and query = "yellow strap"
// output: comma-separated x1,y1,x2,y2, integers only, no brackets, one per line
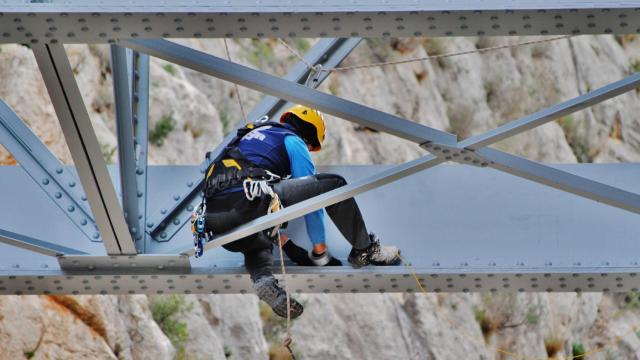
205,164,215,180
222,159,242,170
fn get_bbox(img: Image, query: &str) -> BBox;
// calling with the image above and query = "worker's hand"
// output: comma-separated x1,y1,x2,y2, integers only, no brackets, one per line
281,237,342,266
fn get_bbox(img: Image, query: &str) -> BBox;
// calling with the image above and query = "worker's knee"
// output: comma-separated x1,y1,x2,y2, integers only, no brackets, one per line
317,173,347,187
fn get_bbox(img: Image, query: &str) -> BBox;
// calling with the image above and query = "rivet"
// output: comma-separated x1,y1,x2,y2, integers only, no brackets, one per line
463,157,471,161
187,205,194,211
81,195,87,201
93,233,100,239
161,208,168,214
147,222,154,228
173,219,180,225
187,181,194,187
136,169,144,175
130,227,137,234
42,178,50,185
137,191,143,197
69,181,76,187
161,232,167,239
67,205,75,212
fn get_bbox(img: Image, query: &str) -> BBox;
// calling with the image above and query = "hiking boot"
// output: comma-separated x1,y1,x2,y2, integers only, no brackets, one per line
253,276,304,319
348,233,401,268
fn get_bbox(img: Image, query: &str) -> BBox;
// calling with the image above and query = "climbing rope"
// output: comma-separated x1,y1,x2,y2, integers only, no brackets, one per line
223,38,248,123
278,234,296,360
279,35,572,73
400,255,640,360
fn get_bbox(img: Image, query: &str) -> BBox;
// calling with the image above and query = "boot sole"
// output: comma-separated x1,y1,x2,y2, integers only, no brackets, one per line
255,282,304,319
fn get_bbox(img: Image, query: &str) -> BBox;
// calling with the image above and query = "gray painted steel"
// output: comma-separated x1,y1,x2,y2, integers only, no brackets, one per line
145,38,361,244
478,148,640,214
121,39,456,146
133,52,150,252
1,2,640,43
0,99,98,241
32,43,136,255
112,45,142,249
1,164,640,293
0,228,87,257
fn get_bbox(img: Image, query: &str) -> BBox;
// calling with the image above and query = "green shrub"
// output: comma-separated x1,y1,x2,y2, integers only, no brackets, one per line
149,114,176,146
163,63,176,76
630,58,640,74
294,38,311,52
150,295,193,349
572,342,586,358
99,142,117,164
247,39,274,65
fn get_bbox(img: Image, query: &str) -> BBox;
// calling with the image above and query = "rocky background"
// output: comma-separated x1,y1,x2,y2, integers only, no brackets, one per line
2,35,640,359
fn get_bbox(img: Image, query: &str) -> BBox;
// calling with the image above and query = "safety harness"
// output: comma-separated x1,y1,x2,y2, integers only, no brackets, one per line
191,121,289,257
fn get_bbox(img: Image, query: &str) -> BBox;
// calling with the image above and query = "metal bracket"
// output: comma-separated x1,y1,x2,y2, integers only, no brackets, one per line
421,142,494,168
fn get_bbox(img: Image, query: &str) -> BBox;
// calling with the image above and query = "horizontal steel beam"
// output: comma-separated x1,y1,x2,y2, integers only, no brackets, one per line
0,267,640,294
146,37,362,242
172,155,445,256
459,71,640,150
33,43,137,255
1,2,640,43
121,39,456,146
0,229,87,257
2,163,640,293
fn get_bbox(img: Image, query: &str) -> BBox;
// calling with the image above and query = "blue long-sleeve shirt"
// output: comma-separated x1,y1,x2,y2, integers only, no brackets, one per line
283,135,326,245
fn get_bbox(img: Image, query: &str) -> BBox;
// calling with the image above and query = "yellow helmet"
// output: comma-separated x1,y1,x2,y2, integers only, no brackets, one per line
280,105,326,152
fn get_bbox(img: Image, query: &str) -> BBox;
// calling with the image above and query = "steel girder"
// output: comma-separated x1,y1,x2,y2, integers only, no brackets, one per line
1,1,640,43
111,45,150,252
32,43,137,255
2,163,640,294
145,38,362,245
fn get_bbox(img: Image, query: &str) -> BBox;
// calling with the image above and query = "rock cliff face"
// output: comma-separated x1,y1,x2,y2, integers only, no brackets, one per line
2,35,640,359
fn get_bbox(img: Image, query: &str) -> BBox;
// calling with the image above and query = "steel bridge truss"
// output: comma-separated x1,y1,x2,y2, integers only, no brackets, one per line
1,1,640,294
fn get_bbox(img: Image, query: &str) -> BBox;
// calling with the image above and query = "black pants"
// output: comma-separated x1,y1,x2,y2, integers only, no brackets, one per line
206,173,371,280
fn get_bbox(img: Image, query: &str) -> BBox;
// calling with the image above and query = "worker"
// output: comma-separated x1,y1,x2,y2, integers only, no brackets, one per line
203,105,401,319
